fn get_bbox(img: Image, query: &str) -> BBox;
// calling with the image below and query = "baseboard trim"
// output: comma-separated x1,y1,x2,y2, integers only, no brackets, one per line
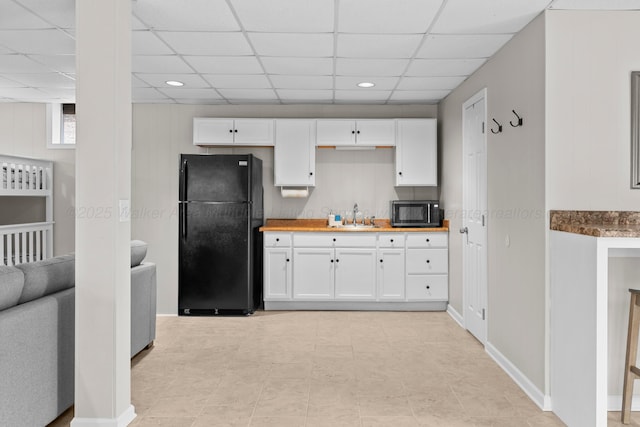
485,342,552,411
608,395,640,411
156,313,177,317
70,405,136,427
446,304,464,327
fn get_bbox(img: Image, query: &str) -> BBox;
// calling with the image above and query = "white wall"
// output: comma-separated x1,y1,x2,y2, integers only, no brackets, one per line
0,103,76,256
131,104,437,314
546,11,640,211
439,14,547,393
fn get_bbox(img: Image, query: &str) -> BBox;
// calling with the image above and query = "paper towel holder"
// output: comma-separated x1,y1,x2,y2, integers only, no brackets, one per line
280,186,310,198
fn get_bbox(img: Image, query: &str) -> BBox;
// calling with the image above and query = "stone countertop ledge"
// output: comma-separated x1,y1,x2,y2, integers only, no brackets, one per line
550,210,640,237
260,218,449,233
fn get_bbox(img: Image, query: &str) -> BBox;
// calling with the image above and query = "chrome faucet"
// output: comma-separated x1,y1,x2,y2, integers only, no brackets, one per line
353,202,359,226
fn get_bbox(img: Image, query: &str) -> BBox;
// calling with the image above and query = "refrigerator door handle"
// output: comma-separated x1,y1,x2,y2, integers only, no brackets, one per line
181,203,187,238
181,158,188,200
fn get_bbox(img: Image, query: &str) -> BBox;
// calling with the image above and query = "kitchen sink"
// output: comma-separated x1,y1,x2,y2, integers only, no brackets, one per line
330,224,379,230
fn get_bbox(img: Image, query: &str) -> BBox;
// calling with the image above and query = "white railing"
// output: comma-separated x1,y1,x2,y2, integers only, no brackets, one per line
0,222,53,266
0,155,52,196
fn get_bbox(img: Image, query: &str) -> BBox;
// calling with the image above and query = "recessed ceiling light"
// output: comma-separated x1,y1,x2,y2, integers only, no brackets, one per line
357,82,375,88
165,80,184,87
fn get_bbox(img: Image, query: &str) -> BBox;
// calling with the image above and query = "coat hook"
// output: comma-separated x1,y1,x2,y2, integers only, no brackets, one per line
510,110,523,127
491,118,503,134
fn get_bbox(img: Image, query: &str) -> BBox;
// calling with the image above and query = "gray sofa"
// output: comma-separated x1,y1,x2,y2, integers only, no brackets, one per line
0,241,156,427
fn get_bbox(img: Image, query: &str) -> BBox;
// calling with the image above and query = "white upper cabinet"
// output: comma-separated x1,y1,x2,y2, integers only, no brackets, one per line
316,119,395,146
395,119,437,186
193,118,274,146
274,120,316,187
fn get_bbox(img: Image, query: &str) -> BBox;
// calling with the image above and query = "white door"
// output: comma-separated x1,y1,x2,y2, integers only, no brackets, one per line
462,89,488,344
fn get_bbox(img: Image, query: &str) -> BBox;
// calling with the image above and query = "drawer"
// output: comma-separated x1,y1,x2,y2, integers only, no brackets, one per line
406,275,448,301
264,233,291,247
293,233,376,248
378,233,405,248
406,249,448,274
406,233,448,248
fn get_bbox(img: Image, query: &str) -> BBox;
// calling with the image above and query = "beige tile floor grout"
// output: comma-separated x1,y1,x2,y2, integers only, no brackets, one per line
47,310,640,426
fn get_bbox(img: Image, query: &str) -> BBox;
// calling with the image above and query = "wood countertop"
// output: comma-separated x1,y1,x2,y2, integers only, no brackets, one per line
550,210,640,238
259,218,449,233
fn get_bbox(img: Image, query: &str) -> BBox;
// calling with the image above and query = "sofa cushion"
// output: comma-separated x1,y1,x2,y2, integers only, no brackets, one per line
16,255,75,304
131,240,148,267
0,266,24,310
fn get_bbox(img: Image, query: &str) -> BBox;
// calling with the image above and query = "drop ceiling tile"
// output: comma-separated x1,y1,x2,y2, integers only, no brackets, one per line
0,87,49,99
0,29,75,54
230,0,334,32
335,76,399,90
432,0,550,34
0,1,52,29
157,32,252,56
389,89,451,101
203,74,272,89
4,72,75,88
248,33,334,57
132,31,173,55
38,87,74,101
335,58,410,76
158,87,223,100
15,0,75,29
132,16,146,31
0,76,24,87
549,0,640,9
132,55,194,74
338,0,442,33
184,56,264,75
405,58,486,76
337,34,423,58
0,54,51,73
133,87,171,101
28,54,75,73
270,75,333,89
261,57,333,75
174,98,229,105
276,89,334,100
396,76,466,90
334,90,391,101
217,88,278,100
133,0,240,31
416,34,513,59
132,75,150,88
136,73,209,88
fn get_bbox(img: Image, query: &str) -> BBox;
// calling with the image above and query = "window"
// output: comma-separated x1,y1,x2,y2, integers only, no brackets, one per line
47,103,76,149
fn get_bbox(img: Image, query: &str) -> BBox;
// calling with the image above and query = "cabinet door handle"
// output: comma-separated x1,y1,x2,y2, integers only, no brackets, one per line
330,259,334,263
426,260,430,263
335,259,339,263
229,129,233,133
426,285,430,290
357,130,360,134
234,129,238,133
333,238,336,242
351,130,355,134
380,259,383,263
286,258,290,262
309,172,313,176
398,171,402,176
390,239,394,243
276,238,280,242
426,238,430,242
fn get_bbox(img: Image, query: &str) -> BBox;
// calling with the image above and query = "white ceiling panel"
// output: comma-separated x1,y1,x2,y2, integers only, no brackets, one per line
277,89,334,100
335,76,400,91
28,54,75,73
217,88,278,100
132,55,194,74
338,0,442,34
417,34,513,59
229,0,335,32
38,87,74,101
433,0,550,34
0,1,51,29
270,75,333,89
389,89,451,101
203,74,272,89
174,98,229,105
334,90,391,101
135,74,209,88
548,0,640,9
396,76,466,90
15,0,75,29
132,76,151,88
0,54,51,73
157,32,252,56
261,57,333,75
132,0,240,31
336,58,410,76
1,87,49,99
158,87,223,100
337,34,424,58
0,29,75,54
132,31,173,55
184,56,264,75
248,33,334,57
4,72,75,88
0,75,24,87
405,58,486,76
133,87,171,101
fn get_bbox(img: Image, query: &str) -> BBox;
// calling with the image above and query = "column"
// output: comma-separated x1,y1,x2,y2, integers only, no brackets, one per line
72,0,134,426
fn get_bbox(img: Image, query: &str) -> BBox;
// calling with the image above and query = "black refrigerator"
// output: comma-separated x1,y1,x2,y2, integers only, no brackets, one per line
178,154,263,315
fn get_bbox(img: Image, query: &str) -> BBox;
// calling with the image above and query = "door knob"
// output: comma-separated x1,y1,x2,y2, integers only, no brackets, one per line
459,227,468,234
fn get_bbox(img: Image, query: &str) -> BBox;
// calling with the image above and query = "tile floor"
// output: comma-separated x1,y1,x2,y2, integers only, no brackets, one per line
49,310,579,426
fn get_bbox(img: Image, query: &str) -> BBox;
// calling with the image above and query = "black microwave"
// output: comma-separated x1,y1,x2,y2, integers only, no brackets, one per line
391,200,441,227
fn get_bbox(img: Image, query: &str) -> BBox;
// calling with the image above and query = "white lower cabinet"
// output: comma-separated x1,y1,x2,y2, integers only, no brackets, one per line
263,230,448,309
